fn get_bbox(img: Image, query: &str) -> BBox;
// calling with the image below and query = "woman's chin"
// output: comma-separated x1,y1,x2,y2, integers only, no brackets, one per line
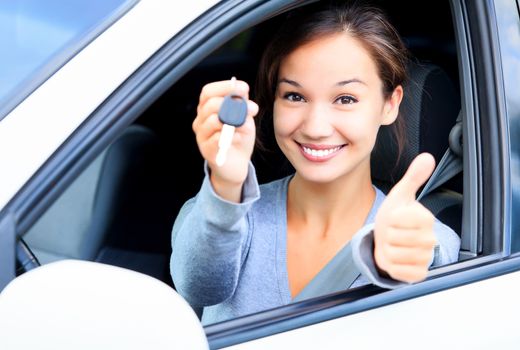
293,167,344,184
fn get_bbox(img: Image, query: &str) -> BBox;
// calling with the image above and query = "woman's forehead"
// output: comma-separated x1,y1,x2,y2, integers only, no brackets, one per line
278,33,381,88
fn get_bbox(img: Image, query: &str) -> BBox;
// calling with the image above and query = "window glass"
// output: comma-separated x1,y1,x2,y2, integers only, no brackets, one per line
494,0,520,252
0,0,137,120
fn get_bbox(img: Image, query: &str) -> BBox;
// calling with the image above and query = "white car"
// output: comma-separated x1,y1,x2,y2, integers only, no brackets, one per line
1,0,520,348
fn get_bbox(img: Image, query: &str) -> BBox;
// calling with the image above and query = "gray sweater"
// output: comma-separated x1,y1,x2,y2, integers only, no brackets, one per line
170,164,460,324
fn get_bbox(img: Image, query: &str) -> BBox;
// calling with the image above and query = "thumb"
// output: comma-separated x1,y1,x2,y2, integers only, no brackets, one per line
387,153,436,204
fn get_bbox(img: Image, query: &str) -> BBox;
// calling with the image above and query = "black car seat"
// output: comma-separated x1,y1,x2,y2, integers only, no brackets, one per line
371,61,463,234
23,125,179,283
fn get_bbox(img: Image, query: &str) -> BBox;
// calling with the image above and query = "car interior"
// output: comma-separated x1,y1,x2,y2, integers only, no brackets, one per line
21,0,464,305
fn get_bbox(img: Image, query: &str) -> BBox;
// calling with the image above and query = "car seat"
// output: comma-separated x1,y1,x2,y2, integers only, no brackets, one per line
371,61,462,234
23,125,179,283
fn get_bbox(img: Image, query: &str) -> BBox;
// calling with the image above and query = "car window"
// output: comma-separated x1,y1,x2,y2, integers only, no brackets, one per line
0,0,137,121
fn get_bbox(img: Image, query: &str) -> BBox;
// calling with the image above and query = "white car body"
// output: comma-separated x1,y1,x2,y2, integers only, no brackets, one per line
229,271,520,349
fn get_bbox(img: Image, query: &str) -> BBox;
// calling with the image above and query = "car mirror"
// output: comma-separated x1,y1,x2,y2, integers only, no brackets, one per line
0,260,208,349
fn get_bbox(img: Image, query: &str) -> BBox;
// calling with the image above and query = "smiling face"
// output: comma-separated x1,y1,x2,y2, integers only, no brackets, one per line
273,33,402,184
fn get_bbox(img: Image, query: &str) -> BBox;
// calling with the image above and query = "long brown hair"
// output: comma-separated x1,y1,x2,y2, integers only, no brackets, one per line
255,0,408,162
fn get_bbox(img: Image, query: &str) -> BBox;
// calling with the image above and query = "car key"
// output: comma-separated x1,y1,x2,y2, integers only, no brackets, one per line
215,77,248,166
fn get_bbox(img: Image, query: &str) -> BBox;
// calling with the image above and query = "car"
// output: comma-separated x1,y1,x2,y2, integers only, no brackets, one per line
1,0,520,348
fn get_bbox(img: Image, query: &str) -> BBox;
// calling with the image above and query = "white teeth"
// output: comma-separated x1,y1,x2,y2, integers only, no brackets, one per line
302,146,341,157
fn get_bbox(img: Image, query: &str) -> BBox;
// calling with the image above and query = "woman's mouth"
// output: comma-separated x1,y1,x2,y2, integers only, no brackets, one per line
297,142,346,162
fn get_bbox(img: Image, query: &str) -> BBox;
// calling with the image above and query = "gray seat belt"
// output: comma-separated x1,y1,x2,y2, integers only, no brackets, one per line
418,111,463,201
292,243,360,302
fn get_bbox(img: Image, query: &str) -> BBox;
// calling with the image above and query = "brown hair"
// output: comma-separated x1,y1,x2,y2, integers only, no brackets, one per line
255,0,409,161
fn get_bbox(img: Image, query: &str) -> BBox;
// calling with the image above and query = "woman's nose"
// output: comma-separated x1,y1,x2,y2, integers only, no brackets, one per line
300,103,334,139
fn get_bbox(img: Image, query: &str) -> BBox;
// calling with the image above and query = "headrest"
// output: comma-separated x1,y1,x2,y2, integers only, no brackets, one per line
371,62,460,189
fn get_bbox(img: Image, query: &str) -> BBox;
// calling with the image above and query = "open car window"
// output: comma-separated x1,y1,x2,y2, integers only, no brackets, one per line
21,0,466,310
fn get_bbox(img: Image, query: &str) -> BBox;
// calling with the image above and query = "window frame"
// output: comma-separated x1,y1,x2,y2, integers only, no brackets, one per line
455,0,481,260
463,0,509,256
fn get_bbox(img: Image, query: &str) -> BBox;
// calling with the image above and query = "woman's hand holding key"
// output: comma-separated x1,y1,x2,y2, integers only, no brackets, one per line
193,79,259,203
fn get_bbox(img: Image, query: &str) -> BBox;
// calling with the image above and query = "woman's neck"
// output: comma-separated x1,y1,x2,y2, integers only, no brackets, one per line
287,164,375,239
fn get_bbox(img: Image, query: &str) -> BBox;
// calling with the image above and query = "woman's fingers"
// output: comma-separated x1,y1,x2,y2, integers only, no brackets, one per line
195,113,220,142
199,80,249,107
387,203,435,230
194,96,224,129
375,233,434,282
378,243,434,266
247,100,259,118
385,264,429,284
384,227,437,248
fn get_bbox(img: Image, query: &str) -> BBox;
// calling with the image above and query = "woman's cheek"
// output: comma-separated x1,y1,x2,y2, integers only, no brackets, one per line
333,116,368,144
273,105,302,137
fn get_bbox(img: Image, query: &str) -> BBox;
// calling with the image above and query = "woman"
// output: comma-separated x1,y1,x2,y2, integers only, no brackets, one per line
171,1,460,324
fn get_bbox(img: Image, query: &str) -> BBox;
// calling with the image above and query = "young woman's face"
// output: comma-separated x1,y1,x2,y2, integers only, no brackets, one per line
273,33,402,184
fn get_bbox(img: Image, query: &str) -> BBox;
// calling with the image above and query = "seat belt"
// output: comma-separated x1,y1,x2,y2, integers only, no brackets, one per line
417,111,463,201
292,243,360,302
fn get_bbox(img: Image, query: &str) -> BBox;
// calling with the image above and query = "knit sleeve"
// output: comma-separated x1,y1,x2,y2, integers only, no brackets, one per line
170,162,260,307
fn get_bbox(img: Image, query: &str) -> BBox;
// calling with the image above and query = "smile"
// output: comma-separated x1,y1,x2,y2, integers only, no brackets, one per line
297,142,346,161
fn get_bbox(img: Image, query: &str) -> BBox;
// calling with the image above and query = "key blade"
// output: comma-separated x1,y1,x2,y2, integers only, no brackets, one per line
216,149,227,167
216,124,235,167
218,124,235,149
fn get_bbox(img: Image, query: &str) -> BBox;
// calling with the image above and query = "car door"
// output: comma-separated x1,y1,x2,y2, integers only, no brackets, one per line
1,0,520,349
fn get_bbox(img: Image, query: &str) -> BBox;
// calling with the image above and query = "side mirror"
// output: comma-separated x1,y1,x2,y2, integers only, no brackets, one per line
0,260,208,349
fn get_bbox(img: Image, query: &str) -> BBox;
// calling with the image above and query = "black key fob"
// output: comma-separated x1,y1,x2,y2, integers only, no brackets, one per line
218,94,248,127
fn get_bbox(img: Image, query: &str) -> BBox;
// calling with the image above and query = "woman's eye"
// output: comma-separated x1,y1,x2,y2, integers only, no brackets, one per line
335,95,358,105
283,92,305,102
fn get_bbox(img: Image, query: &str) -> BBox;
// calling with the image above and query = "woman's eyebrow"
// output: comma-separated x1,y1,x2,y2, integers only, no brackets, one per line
336,78,367,86
278,78,367,87
278,78,301,87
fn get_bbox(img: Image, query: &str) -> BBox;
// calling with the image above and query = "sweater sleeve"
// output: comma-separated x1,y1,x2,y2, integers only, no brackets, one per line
351,219,460,289
170,162,260,307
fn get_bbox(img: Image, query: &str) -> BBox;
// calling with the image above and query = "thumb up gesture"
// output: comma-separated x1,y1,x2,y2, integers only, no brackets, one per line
374,153,437,283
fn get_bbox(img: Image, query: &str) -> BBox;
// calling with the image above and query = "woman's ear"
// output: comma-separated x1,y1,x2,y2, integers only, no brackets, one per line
381,85,403,125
